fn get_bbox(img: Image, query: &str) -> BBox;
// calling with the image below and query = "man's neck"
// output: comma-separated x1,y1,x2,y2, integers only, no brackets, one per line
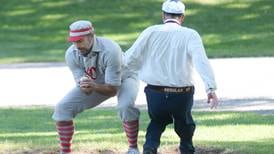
82,46,92,57
163,18,181,25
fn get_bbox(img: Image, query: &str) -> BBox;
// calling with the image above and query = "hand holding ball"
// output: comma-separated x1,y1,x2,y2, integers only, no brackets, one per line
80,76,93,94
80,76,91,88
80,76,90,82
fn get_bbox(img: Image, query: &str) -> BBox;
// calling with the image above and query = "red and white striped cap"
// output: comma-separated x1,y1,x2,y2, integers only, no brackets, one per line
68,20,94,42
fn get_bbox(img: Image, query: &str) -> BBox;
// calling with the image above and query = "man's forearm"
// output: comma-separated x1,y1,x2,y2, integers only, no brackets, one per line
79,77,119,97
93,83,118,97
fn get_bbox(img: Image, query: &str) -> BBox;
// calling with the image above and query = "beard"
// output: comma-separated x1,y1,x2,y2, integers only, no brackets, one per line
76,37,93,57
78,47,91,57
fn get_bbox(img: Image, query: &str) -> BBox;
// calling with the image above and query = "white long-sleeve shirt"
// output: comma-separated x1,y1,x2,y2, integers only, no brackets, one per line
124,21,217,93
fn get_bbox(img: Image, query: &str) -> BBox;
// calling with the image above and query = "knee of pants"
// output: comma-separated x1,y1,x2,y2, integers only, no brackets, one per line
52,102,82,121
117,91,136,111
174,123,196,138
117,93,137,107
117,106,140,122
117,98,134,110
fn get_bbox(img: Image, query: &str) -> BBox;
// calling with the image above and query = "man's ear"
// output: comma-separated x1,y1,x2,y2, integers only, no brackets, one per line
180,15,185,23
162,12,165,21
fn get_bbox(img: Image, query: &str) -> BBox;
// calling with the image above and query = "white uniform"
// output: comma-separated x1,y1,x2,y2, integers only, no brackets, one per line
52,36,140,122
124,21,217,93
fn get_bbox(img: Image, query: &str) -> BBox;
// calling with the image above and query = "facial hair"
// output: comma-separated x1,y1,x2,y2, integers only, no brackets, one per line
79,46,92,57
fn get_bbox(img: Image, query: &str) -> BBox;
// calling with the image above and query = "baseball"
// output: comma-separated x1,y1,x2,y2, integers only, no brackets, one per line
80,76,89,82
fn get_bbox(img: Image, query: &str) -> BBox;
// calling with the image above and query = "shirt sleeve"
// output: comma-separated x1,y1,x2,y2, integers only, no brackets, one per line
124,27,151,72
104,43,122,86
65,47,85,86
188,30,217,93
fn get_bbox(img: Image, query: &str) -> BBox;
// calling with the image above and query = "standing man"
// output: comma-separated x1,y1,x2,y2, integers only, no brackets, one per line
52,20,140,154
124,0,218,153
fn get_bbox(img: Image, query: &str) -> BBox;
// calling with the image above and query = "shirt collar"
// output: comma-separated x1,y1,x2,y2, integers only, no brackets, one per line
164,19,180,25
90,35,102,52
80,36,101,57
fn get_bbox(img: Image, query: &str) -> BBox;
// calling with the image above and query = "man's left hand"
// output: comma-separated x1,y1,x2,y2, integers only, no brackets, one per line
207,92,219,109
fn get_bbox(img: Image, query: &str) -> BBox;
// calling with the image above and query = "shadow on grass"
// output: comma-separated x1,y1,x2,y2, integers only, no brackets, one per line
0,107,273,132
0,0,273,63
0,107,273,153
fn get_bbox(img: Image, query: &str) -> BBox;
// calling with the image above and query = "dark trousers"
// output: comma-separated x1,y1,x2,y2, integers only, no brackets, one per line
143,86,196,153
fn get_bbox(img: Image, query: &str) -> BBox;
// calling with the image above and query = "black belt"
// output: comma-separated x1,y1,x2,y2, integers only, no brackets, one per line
147,85,194,93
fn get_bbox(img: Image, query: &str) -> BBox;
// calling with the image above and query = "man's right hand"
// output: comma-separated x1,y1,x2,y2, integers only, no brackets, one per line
79,76,94,94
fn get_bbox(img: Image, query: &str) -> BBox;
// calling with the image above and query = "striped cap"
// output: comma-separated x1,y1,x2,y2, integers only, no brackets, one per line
68,20,94,42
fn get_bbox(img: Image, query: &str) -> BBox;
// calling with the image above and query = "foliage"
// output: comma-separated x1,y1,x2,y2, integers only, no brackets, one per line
0,0,273,63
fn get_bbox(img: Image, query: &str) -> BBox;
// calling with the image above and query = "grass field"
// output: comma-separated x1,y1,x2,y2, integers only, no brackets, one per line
0,0,273,63
0,107,273,154
1,0,274,153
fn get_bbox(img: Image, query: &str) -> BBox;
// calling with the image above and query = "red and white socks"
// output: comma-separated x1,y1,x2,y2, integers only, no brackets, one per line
56,120,138,153
56,121,74,154
123,120,139,148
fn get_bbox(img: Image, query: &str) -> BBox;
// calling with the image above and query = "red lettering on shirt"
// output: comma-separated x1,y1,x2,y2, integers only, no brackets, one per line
86,67,96,80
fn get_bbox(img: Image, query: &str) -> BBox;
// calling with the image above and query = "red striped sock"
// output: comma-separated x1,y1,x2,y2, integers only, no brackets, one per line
123,120,139,148
56,121,74,154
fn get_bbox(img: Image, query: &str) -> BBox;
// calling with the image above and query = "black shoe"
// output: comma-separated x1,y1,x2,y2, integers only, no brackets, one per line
143,147,157,154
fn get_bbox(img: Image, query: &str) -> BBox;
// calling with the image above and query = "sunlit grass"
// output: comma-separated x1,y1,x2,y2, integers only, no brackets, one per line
0,107,273,153
4,9,35,16
224,3,251,9
197,125,274,141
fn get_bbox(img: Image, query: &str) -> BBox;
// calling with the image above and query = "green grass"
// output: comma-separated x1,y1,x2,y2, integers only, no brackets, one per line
0,107,273,153
0,0,273,63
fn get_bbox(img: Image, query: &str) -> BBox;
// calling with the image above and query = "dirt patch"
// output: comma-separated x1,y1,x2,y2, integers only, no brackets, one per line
1,147,236,154
1,149,117,154
159,146,235,154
